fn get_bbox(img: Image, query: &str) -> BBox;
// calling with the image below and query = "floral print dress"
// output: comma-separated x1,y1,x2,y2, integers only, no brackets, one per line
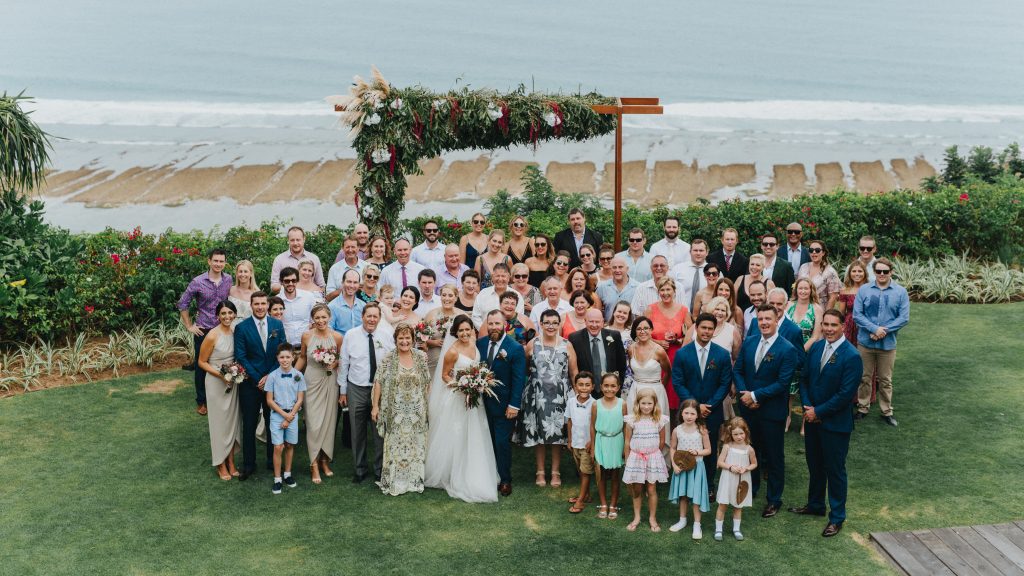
520,339,571,447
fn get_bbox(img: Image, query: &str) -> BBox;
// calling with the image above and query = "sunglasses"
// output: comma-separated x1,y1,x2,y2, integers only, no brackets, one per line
859,246,875,252
761,242,777,247
809,247,824,253
580,253,593,258
513,274,529,279
535,242,547,247
628,238,644,243
472,219,485,225
599,256,612,261
555,261,569,266
365,274,379,280
874,268,891,275
786,229,802,235
512,222,525,228
424,228,439,233
281,279,298,284
705,270,720,277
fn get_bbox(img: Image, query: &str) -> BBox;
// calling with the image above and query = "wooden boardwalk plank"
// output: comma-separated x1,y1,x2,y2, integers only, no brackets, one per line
975,525,1024,570
995,524,1024,551
915,529,981,575
933,528,1004,576
894,530,956,576
952,526,1024,576
873,532,929,576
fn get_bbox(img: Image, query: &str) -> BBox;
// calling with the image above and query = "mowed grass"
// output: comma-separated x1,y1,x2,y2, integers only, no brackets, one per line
1,302,1022,576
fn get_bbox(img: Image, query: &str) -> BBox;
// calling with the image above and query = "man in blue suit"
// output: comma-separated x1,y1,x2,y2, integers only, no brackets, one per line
478,310,527,496
734,304,799,518
790,309,862,537
746,287,806,363
234,292,288,480
671,312,733,494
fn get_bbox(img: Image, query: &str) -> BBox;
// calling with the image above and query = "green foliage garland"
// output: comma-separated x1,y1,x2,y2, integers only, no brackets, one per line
329,68,616,240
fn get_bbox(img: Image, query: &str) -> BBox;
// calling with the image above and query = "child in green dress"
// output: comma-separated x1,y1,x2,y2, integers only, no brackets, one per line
589,372,627,520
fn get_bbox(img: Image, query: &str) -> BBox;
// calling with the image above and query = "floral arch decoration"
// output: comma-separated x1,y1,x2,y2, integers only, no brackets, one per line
328,68,616,241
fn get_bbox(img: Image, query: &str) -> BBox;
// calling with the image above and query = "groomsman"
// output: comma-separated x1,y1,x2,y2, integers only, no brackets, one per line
671,313,733,493
734,304,799,518
706,228,749,282
791,309,862,537
568,309,627,395
234,292,288,479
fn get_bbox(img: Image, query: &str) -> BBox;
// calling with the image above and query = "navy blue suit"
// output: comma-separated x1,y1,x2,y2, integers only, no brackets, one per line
478,336,526,485
747,316,805,364
234,315,288,473
734,332,798,507
800,337,862,524
671,341,733,489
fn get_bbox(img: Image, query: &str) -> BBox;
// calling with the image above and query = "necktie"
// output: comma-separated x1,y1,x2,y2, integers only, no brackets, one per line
488,341,497,367
725,253,732,272
820,342,832,372
591,336,603,377
401,266,408,289
699,346,707,378
258,319,267,351
755,339,768,371
689,266,701,312
367,332,378,383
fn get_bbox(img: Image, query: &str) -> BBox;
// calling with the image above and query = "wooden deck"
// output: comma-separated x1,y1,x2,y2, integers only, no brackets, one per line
872,522,1024,576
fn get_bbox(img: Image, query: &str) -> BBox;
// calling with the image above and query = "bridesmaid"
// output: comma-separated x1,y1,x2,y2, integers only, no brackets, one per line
475,229,510,290
372,323,431,496
197,300,242,480
228,260,258,326
421,284,459,376
525,233,555,288
459,212,489,270
296,303,343,484
507,215,535,265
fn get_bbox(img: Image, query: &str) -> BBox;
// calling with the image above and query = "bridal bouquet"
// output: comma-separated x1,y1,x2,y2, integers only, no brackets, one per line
219,362,247,391
450,363,500,409
311,345,338,376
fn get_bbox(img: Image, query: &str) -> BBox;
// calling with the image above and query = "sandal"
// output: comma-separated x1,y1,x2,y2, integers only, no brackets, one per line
597,505,609,519
627,519,640,531
320,458,334,478
535,471,546,487
568,495,592,504
608,508,619,520
568,503,586,514
310,464,322,485
650,521,661,533
550,471,562,488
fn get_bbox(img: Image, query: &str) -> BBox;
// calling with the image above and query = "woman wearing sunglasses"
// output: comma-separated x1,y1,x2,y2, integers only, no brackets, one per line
796,240,841,309
356,265,381,303
507,215,535,266
459,212,489,271
525,233,555,288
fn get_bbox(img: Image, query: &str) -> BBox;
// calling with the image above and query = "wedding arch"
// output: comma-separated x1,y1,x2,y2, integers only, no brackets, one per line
328,68,660,247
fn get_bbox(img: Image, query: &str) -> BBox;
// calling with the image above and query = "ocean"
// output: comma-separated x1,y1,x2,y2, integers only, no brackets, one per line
3,0,1023,230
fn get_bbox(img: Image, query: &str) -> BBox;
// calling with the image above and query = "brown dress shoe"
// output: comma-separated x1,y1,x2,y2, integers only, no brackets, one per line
788,505,826,516
822,522,843,537
498,483,512,496
761,504,780,518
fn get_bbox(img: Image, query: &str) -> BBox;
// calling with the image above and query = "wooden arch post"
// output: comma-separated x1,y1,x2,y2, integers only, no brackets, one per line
591,98,663,251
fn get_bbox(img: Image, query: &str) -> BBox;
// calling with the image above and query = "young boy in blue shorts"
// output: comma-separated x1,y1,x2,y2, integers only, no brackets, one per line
265,343,306,495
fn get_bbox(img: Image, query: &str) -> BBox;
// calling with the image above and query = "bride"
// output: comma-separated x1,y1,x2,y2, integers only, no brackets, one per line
423,314,499,502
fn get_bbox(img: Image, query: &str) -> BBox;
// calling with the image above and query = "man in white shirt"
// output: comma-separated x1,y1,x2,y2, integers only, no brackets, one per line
277,267,316,347
595,257,638,322
434,244,469,294
671,239,709,313
415,269,440,315
270,226,325,293
473,264,523,327
380,238,425,294
338,303,395,483
410,220,446,271
631,255,685,313
326,235,365,303
615,227,653,283
650,216,690,268
848,235,878,283
529,275,572,326
785,222,810,272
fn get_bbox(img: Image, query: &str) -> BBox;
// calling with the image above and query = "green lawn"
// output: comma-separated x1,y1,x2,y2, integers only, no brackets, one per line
2,302,1022,576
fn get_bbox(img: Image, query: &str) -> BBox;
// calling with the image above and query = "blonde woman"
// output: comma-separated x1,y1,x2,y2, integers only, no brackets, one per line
475,229,510,290
459,212,489,270
297,258,326,303
510,263,542,315
735,253,775,311
295,303,343,483
507,215,535,265
228,260,259,325
786,277,822,435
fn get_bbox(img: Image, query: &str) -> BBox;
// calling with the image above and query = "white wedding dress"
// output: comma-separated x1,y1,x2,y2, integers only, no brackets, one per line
423,340,499,503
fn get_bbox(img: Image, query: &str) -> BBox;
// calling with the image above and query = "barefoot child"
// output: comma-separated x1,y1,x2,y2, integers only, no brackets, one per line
623,388,670,532
590,373,627,520
668,399,713,539
566,372,596,513
715,417,757,541
265,344,306,495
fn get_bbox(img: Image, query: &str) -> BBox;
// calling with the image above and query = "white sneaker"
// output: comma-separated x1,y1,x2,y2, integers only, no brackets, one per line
734,530,744,541
692,525,703,540
714,531,723,541
669,518,688,532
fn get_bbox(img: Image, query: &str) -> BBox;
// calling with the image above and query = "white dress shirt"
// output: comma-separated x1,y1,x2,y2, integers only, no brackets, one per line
337,324,395,394
529,298,573,326
650,238,691,268
749,331,780,404
410,241,446,271
671,261,708,310
280,289,316,346
473,286,524,327
326,258,367,294
787,245,804,271
379,260,426,294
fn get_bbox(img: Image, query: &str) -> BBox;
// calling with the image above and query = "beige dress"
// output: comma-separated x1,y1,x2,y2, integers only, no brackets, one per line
228,295,252,327
303,332,339,461
205,331,241,465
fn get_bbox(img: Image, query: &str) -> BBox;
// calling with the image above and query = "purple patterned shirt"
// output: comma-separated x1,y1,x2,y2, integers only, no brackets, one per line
177,271,233,330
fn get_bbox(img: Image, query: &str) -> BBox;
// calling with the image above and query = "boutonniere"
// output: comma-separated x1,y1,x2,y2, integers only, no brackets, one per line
827,354,838,365
764,353,774,363
294,373,302,383
269,329,281,339
706,359,717,371
605,335,614,345
374,339,383,349
498,349,508,360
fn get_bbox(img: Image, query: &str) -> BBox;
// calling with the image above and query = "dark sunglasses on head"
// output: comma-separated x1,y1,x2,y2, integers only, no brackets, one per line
859,246,874,252
786,229,802,235
874,268,891,275
761,241,777,247
809,248,824,253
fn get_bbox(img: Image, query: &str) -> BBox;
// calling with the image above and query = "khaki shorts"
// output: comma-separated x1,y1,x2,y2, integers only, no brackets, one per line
571,447,595,475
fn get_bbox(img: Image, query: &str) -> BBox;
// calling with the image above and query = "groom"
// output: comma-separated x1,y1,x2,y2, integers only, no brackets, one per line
478,310,526,496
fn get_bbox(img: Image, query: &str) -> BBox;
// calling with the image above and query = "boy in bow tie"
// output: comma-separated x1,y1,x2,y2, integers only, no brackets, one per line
265,344,306,494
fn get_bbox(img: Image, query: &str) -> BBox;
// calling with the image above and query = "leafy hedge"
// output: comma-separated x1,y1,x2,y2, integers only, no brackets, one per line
2,162,1023,344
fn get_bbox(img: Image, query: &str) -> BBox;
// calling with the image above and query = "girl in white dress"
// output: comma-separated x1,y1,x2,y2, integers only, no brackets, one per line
716,417,758,541
423,314,499,503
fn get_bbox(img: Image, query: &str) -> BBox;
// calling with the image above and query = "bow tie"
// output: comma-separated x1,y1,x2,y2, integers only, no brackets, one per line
280,373,293,379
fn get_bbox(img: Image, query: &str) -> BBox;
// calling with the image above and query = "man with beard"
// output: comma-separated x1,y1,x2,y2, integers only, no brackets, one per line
650,216,690,268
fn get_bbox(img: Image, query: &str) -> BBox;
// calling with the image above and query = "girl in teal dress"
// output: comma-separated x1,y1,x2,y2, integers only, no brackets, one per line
591,372,627,520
